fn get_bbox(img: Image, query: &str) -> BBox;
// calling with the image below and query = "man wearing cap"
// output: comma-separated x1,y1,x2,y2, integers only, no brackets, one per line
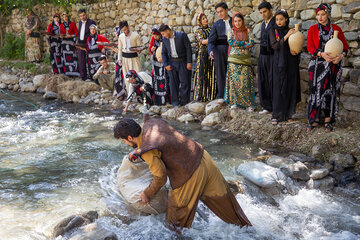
77,8,96,81
117,21,142,94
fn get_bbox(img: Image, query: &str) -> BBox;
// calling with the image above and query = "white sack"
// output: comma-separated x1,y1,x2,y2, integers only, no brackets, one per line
237,161,287,188
117,155,168,215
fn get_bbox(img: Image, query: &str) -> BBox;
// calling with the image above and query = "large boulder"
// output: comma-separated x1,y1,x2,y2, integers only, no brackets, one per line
149,105,161,114
266,155,295,168
201,112,221,126
0,73,19,85
67,223,117,240
161,108,177,119
329,153,356,173
43,91,57,99
177,113,195,123
280,161,310,181
52,211,99,238
310,168,329,180
186,102,205,114
205,99,222,115
57,80,101,101
20,82,36,92
32,74,46,88
306,176,335,190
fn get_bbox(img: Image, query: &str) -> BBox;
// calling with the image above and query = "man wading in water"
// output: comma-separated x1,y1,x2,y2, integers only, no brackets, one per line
114,115,252,230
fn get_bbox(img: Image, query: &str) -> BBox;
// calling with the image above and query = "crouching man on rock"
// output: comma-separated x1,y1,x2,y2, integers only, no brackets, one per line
113,115,252,230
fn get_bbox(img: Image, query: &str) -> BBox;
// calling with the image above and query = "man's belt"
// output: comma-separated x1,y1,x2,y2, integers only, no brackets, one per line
122,52,138,58
215,39,229,46
170,57,185,62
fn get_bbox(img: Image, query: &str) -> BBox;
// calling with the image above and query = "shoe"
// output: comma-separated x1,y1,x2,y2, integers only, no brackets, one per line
307,120,320,131
271,118,278,125
259,109,270,114
247,107,254,112
324,122,334,132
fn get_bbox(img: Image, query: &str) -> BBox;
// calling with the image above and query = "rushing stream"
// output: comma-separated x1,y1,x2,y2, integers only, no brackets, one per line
0,91,360,240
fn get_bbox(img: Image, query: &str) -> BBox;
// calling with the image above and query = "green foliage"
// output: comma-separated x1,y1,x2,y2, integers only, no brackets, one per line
0,33,25,60
42,56,51,65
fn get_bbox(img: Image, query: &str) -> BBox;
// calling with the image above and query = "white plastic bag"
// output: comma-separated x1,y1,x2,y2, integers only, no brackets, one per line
117,155,168,215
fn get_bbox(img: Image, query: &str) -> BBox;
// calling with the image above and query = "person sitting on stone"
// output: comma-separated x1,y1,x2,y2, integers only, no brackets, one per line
123,70,154,114
92,55,116,92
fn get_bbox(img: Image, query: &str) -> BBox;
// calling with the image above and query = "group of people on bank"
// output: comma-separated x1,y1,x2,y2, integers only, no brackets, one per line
25,1,348,131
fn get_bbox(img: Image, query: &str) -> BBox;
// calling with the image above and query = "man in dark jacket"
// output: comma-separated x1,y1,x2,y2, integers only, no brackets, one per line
77,8,96,80
159,24,192,107
113,116,252,230
257,1,276,114
208,2,232,99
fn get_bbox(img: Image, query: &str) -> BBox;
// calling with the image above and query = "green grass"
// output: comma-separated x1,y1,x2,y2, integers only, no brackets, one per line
0,60,49,75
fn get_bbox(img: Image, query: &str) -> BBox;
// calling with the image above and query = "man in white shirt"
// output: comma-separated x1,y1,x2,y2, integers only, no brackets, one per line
117,21,142,94
159,24,192,107
77,8,96,80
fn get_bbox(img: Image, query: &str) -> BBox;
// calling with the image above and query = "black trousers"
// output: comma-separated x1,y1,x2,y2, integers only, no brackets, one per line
78,49,88,80
257,54,273,112
167,61,191,106
214,45,228,99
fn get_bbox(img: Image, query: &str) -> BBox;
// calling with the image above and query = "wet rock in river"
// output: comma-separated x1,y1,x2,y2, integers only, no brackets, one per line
149,105,161,114
287,152,315,162
329,153,356,173
280,161,310,181
161,108,177,119
310,168,329,180
32,74,46,88
266,155,295,168
306,176,335,190
0,83,6,89
67,223,118,240
52,211,99,238
0,73,19,85
43,91,57,99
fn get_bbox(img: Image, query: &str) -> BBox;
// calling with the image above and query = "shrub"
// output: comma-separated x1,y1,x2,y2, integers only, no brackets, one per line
0,33,25,60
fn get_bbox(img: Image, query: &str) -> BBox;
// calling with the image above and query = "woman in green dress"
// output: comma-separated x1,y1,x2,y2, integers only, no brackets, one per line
224,12,255,111
193,13,216,102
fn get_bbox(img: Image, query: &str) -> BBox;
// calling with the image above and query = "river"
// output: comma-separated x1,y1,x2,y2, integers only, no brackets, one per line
0,91,359,240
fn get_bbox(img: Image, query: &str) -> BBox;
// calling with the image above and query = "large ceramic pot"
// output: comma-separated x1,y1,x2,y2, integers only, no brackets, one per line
324,30,343,58
288,24,304,54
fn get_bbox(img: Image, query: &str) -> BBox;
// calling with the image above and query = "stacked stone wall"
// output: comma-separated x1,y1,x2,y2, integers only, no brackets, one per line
4,0,360,116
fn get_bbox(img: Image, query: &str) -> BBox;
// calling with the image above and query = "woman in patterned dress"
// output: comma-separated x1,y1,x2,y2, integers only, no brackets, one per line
307,3,348,132
25,10,42,62
47,14,63,74
224,12,255,110
60,13,80,77
193,13,216,102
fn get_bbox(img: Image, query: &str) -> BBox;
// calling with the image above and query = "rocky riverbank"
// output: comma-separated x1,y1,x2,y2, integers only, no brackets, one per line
1,66,359,180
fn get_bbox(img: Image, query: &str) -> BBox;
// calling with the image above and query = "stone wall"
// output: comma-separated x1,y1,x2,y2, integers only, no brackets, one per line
3,0,360,117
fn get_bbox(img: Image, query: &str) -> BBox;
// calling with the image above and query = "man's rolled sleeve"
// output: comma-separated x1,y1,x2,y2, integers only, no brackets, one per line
141,149,167,199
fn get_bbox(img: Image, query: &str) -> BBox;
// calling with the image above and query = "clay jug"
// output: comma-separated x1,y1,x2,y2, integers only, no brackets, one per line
324,30,344,58
288,24,304,54
155,43,163,63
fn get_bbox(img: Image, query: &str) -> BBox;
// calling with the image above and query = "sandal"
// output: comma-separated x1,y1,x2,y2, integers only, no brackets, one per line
271,119,278,125
307,120,320,131
324,122,333,132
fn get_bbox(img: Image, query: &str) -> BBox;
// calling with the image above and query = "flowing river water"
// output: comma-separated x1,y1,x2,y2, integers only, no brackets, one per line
0,91,360,240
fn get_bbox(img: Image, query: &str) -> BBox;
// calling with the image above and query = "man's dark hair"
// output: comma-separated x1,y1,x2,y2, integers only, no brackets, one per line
99,55,107,61
215,2,228,10
114,119,141,139
258,1,272,10
158,24,171,32
119,21,129,29
78,8,86,14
